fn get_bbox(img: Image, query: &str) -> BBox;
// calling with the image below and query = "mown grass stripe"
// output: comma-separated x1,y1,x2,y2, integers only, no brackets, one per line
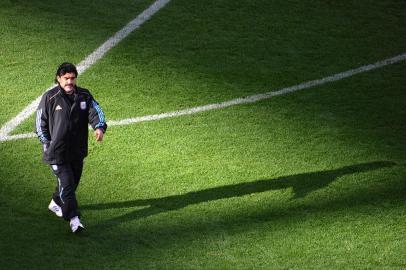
1,53,404,142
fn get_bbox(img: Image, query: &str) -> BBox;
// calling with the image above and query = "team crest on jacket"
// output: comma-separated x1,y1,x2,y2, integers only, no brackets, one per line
80,101,87,110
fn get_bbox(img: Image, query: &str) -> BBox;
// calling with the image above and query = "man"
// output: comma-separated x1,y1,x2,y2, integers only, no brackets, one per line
35,62,107,233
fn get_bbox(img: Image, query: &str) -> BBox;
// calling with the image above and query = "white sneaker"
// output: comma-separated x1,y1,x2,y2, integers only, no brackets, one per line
70,216,84,233
48,199,63,218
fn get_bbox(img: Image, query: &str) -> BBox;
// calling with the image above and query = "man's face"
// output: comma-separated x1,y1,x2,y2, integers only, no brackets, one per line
57,72,77,94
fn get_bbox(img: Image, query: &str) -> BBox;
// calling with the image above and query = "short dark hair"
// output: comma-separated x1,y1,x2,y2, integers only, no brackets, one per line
55,62,78,83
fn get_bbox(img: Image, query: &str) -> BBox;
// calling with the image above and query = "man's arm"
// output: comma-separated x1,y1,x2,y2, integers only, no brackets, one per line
35,94,51,148
88,97,107,141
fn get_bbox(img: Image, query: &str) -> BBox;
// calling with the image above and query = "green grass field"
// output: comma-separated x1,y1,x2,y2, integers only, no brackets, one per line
0,0,405,269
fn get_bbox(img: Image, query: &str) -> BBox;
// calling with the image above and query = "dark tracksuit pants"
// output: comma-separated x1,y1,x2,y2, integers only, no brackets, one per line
50,160,83,221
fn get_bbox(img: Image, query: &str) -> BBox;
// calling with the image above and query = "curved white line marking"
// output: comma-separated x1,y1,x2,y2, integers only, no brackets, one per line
2,53,405,142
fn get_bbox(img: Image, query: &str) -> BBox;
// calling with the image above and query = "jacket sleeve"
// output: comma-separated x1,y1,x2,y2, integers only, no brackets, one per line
88,96,107,132
35,94,51,144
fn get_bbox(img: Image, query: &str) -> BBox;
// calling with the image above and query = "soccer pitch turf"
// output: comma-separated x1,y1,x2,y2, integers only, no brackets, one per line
0,0,405,269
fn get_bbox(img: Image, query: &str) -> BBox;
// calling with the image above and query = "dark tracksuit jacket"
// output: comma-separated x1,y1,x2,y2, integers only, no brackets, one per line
35,85,107,220
35,85,107,164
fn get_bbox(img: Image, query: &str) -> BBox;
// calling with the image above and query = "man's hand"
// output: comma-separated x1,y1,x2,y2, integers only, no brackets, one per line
94,128,104,142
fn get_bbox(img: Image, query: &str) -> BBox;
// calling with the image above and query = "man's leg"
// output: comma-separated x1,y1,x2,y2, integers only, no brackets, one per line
71,159,84,191
49,166,63,217
52,183,62,208
50,164,80,221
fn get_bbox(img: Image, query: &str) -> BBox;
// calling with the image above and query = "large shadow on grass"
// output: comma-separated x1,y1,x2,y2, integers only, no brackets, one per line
83,161,395,228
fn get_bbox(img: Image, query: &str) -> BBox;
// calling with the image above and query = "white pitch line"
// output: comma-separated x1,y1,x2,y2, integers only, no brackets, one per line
108,53,406,125
1,53,405,143
0,0,171,142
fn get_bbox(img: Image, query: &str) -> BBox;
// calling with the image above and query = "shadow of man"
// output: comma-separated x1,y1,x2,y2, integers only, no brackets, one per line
83,161,395,228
